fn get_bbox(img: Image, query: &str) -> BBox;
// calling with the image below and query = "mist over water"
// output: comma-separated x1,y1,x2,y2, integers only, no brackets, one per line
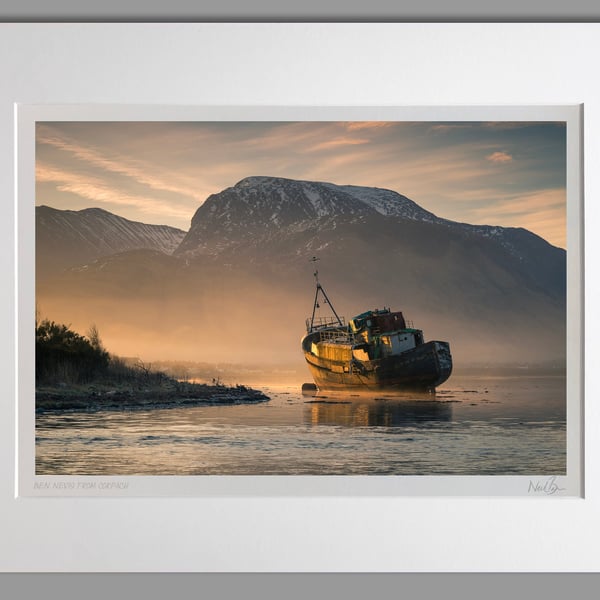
37,277,565,369
36,373,566,476
36,204,566,369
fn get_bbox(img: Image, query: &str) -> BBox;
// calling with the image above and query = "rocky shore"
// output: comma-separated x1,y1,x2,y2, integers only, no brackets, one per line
36,381,270,413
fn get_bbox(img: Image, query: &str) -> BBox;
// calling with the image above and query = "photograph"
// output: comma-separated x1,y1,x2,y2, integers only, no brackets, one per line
33,118,568,477
3,19,598,577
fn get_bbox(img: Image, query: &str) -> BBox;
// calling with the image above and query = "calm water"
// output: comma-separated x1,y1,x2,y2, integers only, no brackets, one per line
36,374,566,475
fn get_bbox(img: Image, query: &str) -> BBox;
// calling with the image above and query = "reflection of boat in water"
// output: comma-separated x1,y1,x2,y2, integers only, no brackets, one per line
304,398,453,428
301,260,452,392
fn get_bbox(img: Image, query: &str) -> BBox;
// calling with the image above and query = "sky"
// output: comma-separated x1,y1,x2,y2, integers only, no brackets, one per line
36,120,567,248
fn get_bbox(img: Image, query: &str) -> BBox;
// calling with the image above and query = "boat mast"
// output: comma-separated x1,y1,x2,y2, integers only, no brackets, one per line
309,257,344,330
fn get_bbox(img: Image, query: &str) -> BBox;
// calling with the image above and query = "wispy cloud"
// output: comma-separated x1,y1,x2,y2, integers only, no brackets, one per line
428,124,476,134
37,124,202,201
308,137,370,152
343,122,394,131
36,163,191,221
463,188,566,248
481,121,562,130
470,188,564,218
486,151,513,163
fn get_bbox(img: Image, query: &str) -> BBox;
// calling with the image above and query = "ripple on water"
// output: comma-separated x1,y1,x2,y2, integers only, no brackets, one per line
35,375,567,476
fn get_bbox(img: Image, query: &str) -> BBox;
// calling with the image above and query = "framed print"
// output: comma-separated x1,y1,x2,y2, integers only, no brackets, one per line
17,104,581,499
1,23,598,572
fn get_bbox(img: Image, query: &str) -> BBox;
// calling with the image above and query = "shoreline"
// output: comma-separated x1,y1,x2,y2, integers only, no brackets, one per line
35,381,270,413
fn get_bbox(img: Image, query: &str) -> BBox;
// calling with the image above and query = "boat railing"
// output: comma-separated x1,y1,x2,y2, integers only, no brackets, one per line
315,327,356,345
306,316,346,332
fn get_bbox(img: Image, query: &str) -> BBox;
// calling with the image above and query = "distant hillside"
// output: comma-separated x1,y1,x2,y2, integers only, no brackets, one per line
36,205,186,278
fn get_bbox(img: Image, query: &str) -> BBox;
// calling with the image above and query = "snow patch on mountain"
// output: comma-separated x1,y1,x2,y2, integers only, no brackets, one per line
322,183,441,223
174,176,544,261
230,176,434,222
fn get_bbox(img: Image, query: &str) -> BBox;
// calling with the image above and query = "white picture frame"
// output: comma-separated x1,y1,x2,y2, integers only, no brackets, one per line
1,23,597,572
18,103,581,499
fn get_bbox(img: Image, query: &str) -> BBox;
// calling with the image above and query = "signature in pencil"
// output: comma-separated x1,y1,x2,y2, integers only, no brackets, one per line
527,476,566,495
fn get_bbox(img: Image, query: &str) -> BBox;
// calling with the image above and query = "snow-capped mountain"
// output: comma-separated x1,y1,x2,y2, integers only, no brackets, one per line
174,176,442,256
36,205,186,275
174,176,546,261
36,177,566,366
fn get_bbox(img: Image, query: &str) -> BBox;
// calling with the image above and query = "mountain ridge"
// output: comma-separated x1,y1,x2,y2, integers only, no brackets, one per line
36,204,187,277
36,176,566,366
174,176,563,261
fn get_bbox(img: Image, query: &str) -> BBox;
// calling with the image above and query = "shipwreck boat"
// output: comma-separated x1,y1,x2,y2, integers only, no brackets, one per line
301,263,452,392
